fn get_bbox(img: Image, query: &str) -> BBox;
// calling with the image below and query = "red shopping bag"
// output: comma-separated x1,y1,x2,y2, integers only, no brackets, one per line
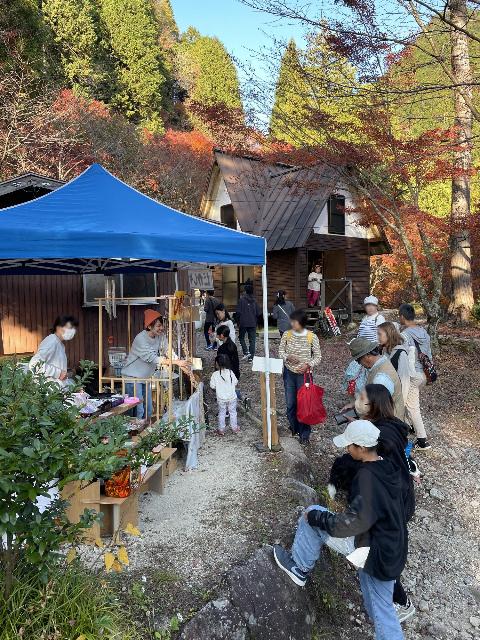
297,371,327,425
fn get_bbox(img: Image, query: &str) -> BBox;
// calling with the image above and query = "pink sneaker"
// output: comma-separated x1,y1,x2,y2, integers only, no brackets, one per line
216,429,225,436
231,427,240,434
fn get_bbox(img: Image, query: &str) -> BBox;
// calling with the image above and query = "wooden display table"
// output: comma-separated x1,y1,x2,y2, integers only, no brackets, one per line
63,446,177,543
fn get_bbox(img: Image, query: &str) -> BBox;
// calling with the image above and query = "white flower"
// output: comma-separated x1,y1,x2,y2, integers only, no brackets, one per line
141,575,147,582
177,613,184,623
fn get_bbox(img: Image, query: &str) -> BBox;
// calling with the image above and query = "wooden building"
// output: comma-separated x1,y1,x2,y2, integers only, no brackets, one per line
200,151,390,312
0,172,182,363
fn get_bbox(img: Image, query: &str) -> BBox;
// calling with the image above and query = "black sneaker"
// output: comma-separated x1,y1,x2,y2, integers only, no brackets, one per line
273,545,308,587
414,439,432,451
394,598,416,623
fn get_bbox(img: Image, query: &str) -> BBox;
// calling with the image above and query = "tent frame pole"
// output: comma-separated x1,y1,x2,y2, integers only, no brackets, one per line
261,264,272,449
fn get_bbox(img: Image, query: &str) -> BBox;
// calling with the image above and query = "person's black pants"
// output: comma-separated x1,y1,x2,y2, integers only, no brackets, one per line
282,367,311,443
204,321,215,347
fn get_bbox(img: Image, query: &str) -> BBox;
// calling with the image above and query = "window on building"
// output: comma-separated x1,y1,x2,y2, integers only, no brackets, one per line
83,274,157,306
328,194,346,235
221,266,255,309
220,204,236,229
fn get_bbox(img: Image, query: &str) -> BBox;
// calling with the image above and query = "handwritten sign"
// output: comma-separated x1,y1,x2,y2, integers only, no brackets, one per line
187,269,214,290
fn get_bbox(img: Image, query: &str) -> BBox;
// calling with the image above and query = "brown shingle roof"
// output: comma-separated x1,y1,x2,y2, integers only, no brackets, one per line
260,164,341,250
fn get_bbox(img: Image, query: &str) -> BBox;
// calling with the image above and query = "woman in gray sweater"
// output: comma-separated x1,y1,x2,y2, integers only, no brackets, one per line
122,309,168,419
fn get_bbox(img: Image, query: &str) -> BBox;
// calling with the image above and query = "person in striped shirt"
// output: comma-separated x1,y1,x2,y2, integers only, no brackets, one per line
358,296,386,342
279,310,322,445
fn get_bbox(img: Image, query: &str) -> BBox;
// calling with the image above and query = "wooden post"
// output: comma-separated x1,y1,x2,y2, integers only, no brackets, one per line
260,372,279,448
127,301,131,351
168,296,173,422
98,299,103,391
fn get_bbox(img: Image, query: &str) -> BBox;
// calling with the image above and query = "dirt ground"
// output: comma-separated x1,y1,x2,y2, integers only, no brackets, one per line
115,331,480,640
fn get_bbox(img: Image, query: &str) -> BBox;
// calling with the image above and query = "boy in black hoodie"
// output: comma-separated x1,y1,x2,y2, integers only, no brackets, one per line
274,420,406,640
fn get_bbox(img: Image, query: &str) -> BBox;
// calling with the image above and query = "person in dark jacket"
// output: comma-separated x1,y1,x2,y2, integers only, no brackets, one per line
216,325,240,380
329,384,417,623
274,420,406,640
236,283,260,362
203,290,219,350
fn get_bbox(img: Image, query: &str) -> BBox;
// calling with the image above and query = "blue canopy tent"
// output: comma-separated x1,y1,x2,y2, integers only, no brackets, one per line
0,164,274,446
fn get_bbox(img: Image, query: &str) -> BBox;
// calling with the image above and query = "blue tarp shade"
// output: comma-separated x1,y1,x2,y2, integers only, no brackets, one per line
0,164,265,274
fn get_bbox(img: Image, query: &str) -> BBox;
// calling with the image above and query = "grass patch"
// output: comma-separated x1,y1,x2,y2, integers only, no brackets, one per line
0,561,138,640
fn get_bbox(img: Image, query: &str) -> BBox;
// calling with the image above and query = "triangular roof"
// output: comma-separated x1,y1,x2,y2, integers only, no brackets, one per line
0,164,265,273
0,172,64,198
205,151,342,250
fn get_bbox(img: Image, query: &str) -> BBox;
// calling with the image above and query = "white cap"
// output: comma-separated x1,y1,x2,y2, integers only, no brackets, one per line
333,420,380,449
364,295,379,307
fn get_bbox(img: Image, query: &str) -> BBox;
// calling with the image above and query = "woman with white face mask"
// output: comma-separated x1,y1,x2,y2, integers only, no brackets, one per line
29,315,78,386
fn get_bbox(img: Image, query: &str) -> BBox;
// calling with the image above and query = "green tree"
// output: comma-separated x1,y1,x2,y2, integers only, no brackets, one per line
42,0,114,100
100,0,167,132
0,0,57,75
151,0,181,122
269,34,361,146
177,27,242,111
387,21,480,218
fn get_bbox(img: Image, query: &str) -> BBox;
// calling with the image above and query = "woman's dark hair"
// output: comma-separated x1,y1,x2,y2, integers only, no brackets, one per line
244,283,254,295
399,303,415,321
215,353,231,369
215,303,231,321
276,290,286,306
216,325,230,338
52,315,78,333
206,290,215,296
289,309,308,328
364,384,395,422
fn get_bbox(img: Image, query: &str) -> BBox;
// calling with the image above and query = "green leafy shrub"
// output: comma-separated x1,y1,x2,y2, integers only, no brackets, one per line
0,560,138,640
0,358,196,597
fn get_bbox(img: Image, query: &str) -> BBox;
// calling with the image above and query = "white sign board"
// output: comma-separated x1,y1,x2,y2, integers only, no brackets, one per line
188,269,214,290
251,356,284,374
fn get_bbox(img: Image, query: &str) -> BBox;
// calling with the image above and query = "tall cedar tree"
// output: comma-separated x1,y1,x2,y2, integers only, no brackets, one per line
42,0,114,101
151,0,182,122
100,0,167,133
270,35,360,146
177,27,242,118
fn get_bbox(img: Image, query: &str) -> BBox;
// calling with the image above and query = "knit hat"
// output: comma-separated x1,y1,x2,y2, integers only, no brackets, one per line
349,337,379,360
364,295,379,307
144,309,162,329
333,420,380,449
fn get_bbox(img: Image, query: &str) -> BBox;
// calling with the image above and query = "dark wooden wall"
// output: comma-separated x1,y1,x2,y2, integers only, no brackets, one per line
303,233,370,310
0,271,187,367
212,236,369,313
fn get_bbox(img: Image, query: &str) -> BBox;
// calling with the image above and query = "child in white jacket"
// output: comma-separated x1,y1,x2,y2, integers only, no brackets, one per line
210,353,239,435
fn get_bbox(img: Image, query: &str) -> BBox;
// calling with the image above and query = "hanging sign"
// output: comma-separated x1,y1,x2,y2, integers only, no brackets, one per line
187,269,214,290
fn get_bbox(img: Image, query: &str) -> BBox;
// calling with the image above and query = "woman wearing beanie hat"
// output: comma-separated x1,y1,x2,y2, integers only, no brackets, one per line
122,309,168,419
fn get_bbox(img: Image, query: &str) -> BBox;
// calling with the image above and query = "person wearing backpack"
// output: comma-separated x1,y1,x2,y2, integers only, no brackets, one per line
279,309,322,445
378,322,411,404
272,290,295,337
399,304,433,451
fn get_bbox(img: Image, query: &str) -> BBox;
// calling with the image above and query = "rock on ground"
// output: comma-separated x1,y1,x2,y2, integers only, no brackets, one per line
180,599,248,640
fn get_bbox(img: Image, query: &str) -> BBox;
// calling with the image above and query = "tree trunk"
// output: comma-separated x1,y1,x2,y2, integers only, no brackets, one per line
449,0,475,322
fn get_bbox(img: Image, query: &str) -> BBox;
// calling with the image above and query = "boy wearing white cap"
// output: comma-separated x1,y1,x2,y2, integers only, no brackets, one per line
358,296,386,342
273,420,406,640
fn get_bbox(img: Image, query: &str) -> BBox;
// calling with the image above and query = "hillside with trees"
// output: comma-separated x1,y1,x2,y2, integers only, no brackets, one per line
0,0,242,212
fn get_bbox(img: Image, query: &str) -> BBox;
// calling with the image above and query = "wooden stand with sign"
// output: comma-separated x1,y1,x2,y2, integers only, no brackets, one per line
252,356,282,452
259,372,279,449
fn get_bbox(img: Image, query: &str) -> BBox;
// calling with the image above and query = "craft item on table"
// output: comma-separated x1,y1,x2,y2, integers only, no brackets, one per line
124,396,140,405
108,347,127,376
324,307,341,337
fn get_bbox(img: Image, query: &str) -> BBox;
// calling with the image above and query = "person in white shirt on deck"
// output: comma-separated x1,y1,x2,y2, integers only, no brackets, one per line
29,315,78,387
210,353,239,436
307,264,323,307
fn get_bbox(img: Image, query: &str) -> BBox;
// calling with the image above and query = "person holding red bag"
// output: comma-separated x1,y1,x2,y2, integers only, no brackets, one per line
279,310,322,445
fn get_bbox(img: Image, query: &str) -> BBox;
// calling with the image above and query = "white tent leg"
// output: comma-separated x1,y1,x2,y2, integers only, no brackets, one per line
261,264,272,449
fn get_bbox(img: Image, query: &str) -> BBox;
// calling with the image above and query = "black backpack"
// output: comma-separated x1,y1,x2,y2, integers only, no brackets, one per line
390,347,407,372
